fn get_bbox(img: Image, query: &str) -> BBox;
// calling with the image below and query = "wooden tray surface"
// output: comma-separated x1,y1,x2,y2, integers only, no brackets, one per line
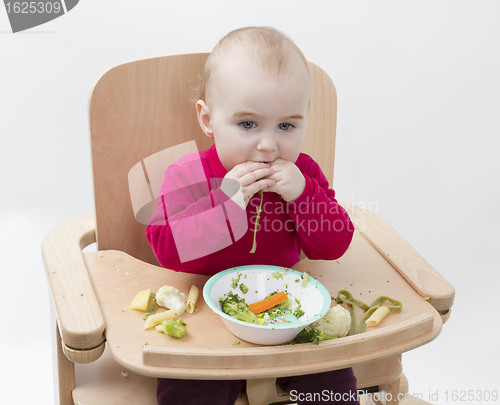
83,231,441,380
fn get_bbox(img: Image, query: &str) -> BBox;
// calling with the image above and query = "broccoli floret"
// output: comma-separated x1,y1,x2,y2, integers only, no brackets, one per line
220,292,259,324
239,283,249,294
301,273,309,287
293,298,305,319
277,298,292,310
293,307,305,318
296,327,337,344
156,318,187,339
265,298,293,320
231,273,242,289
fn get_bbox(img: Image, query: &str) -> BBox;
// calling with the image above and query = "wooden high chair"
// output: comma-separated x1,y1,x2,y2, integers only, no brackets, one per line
42,53,454,405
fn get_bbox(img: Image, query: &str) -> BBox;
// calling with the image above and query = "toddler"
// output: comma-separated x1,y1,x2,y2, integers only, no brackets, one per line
147,26,358,405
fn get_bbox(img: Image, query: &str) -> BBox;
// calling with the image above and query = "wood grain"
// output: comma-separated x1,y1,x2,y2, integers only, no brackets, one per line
341,203,455,313
72,349,402,405
81,231,442,380
142,313,433,369
42,213,105,349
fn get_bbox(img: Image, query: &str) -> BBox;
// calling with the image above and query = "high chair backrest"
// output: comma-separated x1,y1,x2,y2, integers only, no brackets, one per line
89,53,338,265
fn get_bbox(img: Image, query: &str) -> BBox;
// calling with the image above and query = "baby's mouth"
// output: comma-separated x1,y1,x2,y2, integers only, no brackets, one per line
254,158,279,164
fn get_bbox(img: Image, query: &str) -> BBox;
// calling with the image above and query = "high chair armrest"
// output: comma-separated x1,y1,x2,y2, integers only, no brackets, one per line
42,213,105,350
340,203,455,315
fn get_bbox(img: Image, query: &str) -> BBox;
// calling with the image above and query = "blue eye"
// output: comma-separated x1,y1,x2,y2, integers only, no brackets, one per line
278,123,294,131
240,121,256,129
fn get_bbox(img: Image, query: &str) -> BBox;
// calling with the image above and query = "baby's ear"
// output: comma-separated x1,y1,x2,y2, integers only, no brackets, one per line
196,100,214,138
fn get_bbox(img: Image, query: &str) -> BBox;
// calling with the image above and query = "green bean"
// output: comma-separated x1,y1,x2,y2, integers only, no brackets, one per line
250,190,264,253
337,290,371,311
348,303,358,335
357,307,377,333
336,290,402,334
369,296,402,312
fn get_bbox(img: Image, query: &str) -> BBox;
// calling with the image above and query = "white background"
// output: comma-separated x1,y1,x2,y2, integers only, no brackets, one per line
1,1,499,404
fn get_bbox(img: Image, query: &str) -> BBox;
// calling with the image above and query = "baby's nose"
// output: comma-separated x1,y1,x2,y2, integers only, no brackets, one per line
256,135,278,152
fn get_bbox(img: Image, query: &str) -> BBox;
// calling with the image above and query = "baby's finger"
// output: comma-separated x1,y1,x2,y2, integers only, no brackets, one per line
269,158,287,167
259,178,276,190
231,161,270,177
264,182,278,193
243,167,275,186
264,170,285,184
245,178,275,197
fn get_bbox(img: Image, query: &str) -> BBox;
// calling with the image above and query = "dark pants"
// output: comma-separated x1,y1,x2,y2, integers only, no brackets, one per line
157,368,360,405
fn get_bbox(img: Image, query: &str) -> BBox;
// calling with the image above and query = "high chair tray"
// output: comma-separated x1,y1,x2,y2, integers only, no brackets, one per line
83,231,443,380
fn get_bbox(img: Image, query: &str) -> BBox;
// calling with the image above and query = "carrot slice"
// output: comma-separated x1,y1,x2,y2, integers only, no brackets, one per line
248,291,287,315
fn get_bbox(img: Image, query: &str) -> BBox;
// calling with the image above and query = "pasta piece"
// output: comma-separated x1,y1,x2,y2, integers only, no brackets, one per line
143,309,176,329
186,285,199,314
365,306,391,326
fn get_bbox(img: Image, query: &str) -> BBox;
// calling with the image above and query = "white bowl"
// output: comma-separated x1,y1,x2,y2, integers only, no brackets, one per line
203,265,331,345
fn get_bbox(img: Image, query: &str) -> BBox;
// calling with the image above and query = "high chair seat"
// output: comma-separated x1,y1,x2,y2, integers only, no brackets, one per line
42,53,454,405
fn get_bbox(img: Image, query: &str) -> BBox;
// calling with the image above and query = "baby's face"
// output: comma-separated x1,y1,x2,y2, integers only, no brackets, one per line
200,58,310,171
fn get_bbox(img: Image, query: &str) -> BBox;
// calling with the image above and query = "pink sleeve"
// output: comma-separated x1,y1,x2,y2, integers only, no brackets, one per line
146,156,246,272
286,160,354,260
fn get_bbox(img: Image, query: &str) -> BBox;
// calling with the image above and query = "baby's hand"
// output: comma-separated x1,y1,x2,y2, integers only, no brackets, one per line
222,161,276,206
266,159,305,202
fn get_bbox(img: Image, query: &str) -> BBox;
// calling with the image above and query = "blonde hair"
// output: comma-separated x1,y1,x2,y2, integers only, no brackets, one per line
196,26,309,104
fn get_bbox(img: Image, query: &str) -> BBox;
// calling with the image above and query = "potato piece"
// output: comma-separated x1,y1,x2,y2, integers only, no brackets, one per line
143,309,176,329
130,289,151,311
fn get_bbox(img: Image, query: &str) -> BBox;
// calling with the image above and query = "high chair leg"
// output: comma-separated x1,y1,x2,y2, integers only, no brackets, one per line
379,377,401,405
246,378,278,405
51,300,75,405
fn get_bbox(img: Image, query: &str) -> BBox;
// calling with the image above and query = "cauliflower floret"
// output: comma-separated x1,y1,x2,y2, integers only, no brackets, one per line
156,285,187,316
311,305,351,337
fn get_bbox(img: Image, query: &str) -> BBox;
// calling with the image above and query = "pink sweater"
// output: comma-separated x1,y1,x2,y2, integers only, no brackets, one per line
146,145,354,276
